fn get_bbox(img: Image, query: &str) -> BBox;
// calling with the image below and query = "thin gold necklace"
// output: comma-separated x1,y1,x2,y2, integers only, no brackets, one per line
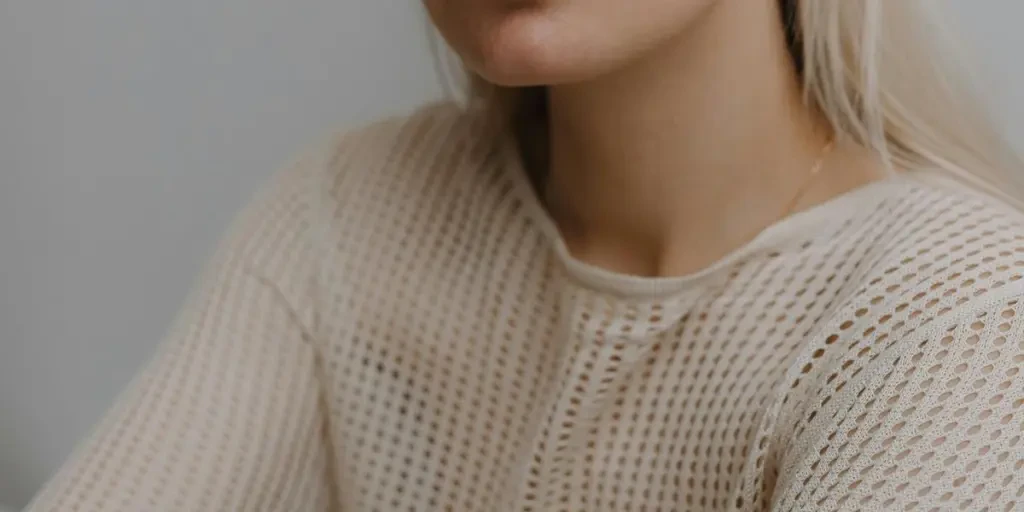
541,137,837,241
780,139,836,219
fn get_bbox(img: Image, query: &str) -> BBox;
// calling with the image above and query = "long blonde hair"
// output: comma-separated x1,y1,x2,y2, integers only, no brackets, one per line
448,0,1022,201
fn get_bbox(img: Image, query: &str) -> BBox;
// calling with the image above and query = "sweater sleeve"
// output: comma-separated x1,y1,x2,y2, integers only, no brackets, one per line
24,150,336,511
771,296,1024,511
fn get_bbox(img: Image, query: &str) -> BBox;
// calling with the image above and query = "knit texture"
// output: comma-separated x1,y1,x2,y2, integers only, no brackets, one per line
27,103,1024,511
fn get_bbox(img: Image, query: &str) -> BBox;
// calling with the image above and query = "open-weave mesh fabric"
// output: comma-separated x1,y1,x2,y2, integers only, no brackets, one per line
28,104,1024,511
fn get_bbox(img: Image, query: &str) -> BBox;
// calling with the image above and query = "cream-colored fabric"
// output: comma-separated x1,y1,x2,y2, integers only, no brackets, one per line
27,103,1024,511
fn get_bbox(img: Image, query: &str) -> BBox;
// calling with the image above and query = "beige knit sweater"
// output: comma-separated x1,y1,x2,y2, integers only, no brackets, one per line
27,103,1024,511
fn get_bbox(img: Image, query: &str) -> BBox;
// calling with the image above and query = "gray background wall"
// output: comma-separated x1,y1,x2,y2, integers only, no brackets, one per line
0,1,1021,509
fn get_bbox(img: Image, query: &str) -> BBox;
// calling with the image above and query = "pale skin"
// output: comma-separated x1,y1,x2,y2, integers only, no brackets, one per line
426,0,886,277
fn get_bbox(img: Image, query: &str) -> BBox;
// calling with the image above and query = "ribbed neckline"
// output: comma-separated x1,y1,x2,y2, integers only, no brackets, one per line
498,135,915,300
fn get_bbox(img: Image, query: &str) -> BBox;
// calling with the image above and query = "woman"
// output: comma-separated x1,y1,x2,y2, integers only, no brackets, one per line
27,0,1024,510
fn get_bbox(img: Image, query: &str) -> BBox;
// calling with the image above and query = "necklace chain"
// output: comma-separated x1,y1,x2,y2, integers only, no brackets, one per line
781,139,836,219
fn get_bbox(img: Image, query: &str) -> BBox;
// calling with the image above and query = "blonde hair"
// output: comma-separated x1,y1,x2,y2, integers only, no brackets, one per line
452,0,1023,201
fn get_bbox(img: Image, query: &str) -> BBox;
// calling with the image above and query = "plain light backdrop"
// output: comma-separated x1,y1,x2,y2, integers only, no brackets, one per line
0,1,1022,508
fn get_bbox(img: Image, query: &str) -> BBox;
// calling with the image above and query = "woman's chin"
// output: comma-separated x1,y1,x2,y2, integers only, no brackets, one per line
468,47,613,88
472,67,568,89
463,10,611,88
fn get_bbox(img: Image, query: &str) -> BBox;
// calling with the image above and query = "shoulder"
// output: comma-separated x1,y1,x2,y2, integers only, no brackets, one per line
264,99,494,206
788,174,1024,360
798,172,1024,389
770,174,1024,428
852,174,1024,312
767,175,1024,509
211,101,500,300
319,101,498,198
234,99,496,245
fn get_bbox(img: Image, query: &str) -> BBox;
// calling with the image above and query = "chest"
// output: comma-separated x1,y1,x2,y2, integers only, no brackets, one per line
314,267,832,511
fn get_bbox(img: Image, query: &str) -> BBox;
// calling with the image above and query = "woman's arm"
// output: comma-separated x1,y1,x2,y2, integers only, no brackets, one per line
25,149,337,511
772,296,1024,511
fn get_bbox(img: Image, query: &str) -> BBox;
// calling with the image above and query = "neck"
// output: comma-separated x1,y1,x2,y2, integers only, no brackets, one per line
541,0,866,277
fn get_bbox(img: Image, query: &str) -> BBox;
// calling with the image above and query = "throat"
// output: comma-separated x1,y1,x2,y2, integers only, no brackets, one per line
546,176,790,278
